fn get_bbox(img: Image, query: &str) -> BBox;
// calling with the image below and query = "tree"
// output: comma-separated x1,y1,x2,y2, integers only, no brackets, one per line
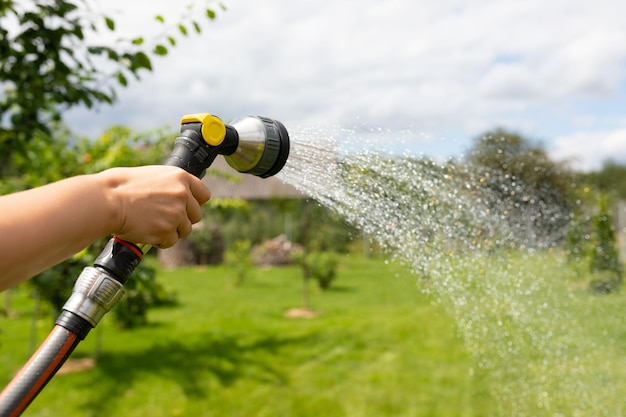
588,196,623,294
0,0,221,174
465,128,578,247
585,160,626,200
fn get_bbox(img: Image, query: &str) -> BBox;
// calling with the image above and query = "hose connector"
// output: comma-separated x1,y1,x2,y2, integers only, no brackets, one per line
62,267,126,327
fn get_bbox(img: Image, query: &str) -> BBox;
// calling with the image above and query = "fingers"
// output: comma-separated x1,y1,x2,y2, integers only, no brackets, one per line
179,171,209,224
156,234,177,249
177,219,194,239
157,175,206,248
186,197,204,224
188,175,211,205
155,217,194,248
106,166,211,249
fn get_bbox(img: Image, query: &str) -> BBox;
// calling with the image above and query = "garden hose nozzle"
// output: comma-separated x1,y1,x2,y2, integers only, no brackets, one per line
167,113,290,179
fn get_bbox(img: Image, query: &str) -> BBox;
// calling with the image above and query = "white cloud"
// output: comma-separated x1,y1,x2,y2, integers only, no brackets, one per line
64,0,626,171
550,129,626,172
540,29,626,97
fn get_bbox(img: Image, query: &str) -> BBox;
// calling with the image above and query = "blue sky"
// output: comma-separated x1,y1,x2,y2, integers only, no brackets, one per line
66,0,626,172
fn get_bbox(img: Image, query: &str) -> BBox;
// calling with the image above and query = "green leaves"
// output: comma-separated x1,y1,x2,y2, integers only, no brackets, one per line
153,44,168,56
148,5,226,58
129,51,152,71
104,16,115,30
0,0,225,170
117,72,127,86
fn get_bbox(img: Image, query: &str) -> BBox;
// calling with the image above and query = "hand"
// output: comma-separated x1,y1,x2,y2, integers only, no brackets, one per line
100,166,211,248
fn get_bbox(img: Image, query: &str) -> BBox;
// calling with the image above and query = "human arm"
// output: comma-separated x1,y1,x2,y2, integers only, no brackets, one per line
0,165,210,291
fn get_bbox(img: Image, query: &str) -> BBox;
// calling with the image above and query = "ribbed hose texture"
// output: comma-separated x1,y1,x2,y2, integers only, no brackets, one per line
0,326,79,417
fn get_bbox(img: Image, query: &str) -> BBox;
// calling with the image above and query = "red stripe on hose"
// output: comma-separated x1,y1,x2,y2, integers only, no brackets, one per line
9,327,78,417
113,237,144,259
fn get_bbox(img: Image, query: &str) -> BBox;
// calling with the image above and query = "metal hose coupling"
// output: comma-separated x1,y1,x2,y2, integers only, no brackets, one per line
61,237,142,330
62,267,125,328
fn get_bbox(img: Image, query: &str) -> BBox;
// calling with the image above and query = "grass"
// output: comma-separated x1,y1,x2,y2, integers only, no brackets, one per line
1,255,487,417
1,253,625,416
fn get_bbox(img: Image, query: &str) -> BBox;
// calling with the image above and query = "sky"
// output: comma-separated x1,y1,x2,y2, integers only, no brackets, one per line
65,0,626,172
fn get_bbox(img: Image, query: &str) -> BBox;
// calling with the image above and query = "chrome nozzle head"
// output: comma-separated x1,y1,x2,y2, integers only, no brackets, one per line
224,116,290,178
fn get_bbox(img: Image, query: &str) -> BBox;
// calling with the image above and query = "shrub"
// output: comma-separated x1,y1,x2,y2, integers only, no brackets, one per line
225,240,254,286
187,222,225,265
297,251,340,291
112,264,177,329
588,197,623,294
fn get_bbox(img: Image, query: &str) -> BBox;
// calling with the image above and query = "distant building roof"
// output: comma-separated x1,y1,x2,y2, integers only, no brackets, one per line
202,157,306,199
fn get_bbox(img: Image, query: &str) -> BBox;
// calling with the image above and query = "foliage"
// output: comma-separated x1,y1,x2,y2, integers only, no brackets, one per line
585,160,626,199
0,0,223,169
187,222,225,265
3,124,174,191
589,196,623,293
214,200,271,248
111,262,176,329
293,250,339,293
74,125,175,173
224,240,254,286
29,253,89,317
563,182,596,264
197,198,356,256
317,252,339,290
182,197,250,265
465,128,578,246
564,184,623,293
305,201,356,252
564,213,593,266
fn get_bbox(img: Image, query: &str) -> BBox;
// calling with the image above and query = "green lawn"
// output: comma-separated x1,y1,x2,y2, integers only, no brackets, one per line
1,253,624,416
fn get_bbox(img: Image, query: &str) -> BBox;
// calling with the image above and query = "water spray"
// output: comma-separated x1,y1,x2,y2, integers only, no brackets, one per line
0,113,290,417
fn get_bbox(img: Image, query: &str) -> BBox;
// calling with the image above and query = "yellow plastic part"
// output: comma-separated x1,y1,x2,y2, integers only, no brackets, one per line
180,113,226,146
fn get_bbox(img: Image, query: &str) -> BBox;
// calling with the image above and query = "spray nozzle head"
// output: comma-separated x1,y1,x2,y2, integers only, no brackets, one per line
224,116,290,178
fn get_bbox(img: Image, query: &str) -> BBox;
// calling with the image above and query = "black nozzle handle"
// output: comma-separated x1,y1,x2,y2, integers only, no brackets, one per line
164,123,220,179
